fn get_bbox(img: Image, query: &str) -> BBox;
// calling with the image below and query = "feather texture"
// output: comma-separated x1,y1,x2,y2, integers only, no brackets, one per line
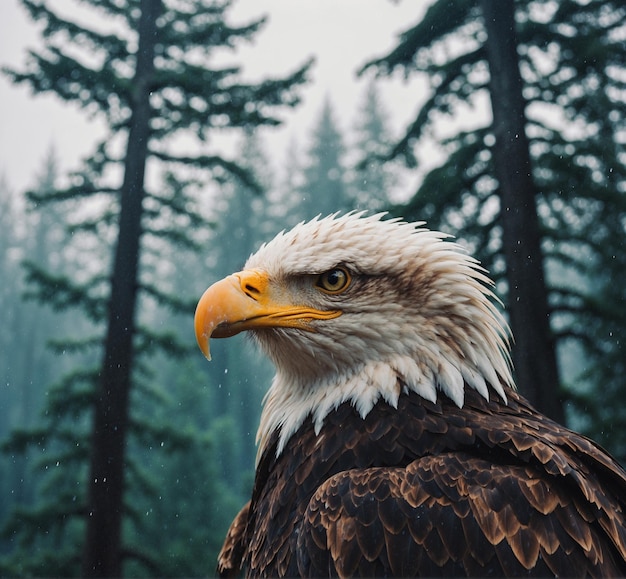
251,214,513,458
201,214,626,577
218,389,626,577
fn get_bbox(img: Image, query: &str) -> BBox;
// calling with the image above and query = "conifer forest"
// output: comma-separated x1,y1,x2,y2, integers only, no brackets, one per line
0,0,625,575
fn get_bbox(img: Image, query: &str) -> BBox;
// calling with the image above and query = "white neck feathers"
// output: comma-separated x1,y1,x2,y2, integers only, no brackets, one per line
257,350,511,461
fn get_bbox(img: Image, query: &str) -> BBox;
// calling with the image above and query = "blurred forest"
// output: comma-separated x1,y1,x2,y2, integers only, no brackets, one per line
0,0,625,576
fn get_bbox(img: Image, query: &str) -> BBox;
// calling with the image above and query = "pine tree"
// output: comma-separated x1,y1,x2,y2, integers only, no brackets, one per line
0,151,98,576
1,0,311,575
481,0,562,423
268,136,307,231
0,173,21,444
299,98,349,219
0,150,73,520
0,172,26,529
534,1,626,460
360,0,626,448
350,80,397,210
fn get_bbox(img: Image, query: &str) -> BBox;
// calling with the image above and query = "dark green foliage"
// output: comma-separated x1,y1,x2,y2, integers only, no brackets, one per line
363,0,626,459
0,156,86,569
0,372,93,575
22,262,109,322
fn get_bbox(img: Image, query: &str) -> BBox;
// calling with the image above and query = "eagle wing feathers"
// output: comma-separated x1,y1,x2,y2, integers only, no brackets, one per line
217,501,250,577
230,389,626,577
299,452,625,577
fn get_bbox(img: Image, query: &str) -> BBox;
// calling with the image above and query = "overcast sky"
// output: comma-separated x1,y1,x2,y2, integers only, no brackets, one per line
0,0,427,193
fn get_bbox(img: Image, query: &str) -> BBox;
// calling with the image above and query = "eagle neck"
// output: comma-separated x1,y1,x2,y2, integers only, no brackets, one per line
256,354,510,463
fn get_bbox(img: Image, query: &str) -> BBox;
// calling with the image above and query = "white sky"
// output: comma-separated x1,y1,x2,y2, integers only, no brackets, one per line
0,0,429,194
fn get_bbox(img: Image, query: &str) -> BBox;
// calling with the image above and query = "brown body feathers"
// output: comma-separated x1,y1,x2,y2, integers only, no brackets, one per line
218,388,626,577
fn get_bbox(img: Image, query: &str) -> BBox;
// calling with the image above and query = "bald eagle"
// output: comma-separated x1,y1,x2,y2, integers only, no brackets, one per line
194,213,626,577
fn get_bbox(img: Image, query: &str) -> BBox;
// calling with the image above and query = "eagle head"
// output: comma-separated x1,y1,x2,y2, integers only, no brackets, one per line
195,213,514,456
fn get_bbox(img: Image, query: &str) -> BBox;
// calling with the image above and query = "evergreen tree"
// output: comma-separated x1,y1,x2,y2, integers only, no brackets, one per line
360,0,626,454
0,173,24,533
267,136,307,231
535,2,626,460
299,98,349,219
0,150,74,521
0,151,99,575
0,173,21,443
350,80,397,210
481,0,562,423
1,0,310,575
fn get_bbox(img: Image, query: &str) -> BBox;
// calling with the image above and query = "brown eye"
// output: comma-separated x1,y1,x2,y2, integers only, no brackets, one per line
316,268,351,294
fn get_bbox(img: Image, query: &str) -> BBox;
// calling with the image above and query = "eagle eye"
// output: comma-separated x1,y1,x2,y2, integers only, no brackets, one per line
316,268,351,294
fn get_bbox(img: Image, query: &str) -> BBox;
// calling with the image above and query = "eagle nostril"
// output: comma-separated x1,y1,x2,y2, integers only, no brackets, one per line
244,283,260,299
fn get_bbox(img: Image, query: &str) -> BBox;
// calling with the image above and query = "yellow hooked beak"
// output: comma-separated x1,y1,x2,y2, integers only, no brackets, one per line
194,269,341,360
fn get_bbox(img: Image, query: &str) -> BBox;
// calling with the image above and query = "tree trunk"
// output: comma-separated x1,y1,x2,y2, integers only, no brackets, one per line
480,0,564,423
82,0,162,575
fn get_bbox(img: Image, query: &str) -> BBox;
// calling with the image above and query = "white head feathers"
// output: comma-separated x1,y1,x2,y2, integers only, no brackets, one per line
246,213,514,457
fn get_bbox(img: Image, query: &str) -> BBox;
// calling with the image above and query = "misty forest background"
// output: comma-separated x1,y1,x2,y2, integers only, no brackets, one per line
1,0,626,576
